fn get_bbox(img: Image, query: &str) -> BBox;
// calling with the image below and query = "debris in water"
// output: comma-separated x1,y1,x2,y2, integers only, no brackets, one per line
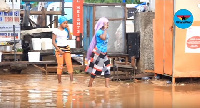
180,83,185,86
3,69,9,72
142,77,150,80
166,81,172,84
155,76,160,80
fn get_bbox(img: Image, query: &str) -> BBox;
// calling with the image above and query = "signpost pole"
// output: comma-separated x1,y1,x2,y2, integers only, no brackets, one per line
12,0,16,61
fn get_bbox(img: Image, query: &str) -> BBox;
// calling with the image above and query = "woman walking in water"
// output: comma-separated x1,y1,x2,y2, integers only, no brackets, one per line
85,17,110,87
52,16,73,83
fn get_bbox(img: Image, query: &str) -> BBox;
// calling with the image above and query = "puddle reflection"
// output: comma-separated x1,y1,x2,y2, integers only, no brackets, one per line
0,75,200,107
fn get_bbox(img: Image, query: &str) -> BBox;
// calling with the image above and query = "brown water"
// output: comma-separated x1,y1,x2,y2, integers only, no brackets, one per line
0,74,200,108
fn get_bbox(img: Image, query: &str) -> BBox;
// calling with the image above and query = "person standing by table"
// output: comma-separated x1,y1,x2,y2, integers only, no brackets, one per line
52,16,73,83
85,17,110,87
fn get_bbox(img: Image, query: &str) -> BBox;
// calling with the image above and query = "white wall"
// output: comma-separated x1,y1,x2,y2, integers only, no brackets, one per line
149,0,155,12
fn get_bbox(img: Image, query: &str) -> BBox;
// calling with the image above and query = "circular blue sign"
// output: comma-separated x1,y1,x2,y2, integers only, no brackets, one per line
174,9,193,29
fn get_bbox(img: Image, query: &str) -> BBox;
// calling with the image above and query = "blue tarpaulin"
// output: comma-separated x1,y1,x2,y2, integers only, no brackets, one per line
135,2,146,8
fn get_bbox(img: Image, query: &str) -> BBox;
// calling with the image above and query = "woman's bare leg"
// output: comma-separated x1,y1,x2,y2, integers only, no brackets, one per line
88,77,94,87
57,74,62,83
69,73,73,81
105,78,110,88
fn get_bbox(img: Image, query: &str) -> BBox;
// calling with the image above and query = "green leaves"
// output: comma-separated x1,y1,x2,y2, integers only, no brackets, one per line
17,48,23,52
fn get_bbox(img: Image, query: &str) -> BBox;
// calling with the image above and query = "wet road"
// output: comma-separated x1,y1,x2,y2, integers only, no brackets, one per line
0,74,200,108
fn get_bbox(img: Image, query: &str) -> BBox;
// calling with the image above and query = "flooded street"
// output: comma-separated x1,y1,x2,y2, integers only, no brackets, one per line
0,72,200,108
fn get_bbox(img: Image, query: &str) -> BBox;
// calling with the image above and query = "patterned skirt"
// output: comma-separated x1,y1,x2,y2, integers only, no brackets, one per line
85,47,111,76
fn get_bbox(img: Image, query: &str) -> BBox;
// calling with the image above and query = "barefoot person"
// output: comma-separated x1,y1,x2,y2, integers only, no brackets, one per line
52,16,73,83
85,17,110,87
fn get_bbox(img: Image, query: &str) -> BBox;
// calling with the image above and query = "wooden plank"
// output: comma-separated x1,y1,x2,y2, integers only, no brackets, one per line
116,64,133,69
115,61,130,65
28,61,56,64
33,64,47,74
144,70,154,73
84,3,125,6
2,55,21,60
0,61,56,66
108,54,129,67
2,52,22,61
95,18,124,21
0,62,11,66
154,0,164,75
23,0,63,2
30,48,85,55
163,0,173,76
107,53,129,57
2,52,22,55
20,10,62,15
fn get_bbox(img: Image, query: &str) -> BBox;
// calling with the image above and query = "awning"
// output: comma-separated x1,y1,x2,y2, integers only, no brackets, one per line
0,1,10,12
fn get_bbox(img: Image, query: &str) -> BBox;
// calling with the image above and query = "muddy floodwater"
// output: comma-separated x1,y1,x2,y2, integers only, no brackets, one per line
0,72,200,108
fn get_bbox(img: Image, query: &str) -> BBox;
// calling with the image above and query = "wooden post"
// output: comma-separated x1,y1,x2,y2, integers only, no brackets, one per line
54,16,58,28
45,64,48,75
80,33,83,48
172,77,176,85
125,56,128,65
93,6,96,36
76,33,82,48
42,7,47,27
50,9,53,28
83,54,86,70
61,0,65,16
87,20,90,37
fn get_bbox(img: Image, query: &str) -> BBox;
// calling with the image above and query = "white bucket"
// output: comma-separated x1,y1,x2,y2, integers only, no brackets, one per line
41,38,53,50
28,52,40,62
0,52,2,62
66,40,76,48
32,38,41,50
47,39,53,50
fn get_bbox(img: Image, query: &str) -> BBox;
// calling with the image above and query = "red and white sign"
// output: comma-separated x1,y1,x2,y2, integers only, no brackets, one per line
0,10,20,24
0,32,20,41
0,10,21,41
187,36,200,49
185,26,200,53
5,17,20,23
73,0,83,36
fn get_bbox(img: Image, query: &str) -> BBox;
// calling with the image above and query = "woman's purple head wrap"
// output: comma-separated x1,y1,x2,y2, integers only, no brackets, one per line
86,17,109,60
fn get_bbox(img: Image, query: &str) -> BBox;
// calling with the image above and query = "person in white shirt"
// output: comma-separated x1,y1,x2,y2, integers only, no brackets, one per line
52,16,73,83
